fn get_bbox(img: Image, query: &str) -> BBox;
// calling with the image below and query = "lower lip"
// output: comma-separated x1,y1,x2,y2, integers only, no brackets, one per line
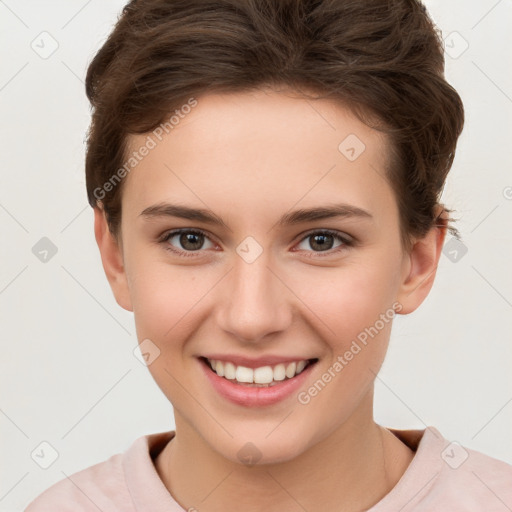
199,358,317,407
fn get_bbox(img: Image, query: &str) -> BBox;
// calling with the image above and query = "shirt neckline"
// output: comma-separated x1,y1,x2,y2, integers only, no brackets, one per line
123,426,445,512
367,426,445,511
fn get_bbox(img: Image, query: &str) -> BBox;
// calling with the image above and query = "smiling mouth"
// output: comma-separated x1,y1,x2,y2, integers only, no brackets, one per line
199,357,318,387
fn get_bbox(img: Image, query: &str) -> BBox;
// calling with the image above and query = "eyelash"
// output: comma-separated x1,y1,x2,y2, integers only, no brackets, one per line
158,228,354,259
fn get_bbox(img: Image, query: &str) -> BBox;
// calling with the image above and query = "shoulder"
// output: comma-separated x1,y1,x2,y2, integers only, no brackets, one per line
24,451,133,511
24,431,175,511
432,442,512,509
380,426,512,511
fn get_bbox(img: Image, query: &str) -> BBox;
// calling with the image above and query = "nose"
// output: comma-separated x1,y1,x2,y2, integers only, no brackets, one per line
215,250,293,344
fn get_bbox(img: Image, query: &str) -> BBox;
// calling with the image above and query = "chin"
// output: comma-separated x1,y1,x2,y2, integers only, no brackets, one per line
213,427,314,467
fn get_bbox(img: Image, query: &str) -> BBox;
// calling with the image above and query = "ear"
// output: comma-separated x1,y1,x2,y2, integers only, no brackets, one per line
93,207,133,312
395,205,448,315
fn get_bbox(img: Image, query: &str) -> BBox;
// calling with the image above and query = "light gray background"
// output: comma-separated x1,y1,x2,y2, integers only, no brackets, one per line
1,0,511,510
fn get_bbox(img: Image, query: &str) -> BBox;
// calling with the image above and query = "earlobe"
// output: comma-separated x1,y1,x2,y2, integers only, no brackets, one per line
93,207,133,312
396,206,448,315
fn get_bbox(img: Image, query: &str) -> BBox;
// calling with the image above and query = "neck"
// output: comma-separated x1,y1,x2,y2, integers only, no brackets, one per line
154,392,414,512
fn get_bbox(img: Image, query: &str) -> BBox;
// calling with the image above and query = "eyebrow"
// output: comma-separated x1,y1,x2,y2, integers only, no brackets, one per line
139,202,373,228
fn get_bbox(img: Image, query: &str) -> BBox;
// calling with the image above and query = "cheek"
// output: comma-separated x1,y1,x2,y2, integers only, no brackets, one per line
287,258,398,348
127,257,206,344
293,264,397,426
127,260,209,401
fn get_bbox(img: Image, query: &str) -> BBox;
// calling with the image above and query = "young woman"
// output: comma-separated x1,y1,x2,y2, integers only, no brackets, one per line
26,0,512,510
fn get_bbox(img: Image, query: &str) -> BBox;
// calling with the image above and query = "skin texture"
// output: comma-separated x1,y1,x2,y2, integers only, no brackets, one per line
94,88,447,512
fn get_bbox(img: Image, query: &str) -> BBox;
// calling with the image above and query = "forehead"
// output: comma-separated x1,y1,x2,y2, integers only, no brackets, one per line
122,89,396,229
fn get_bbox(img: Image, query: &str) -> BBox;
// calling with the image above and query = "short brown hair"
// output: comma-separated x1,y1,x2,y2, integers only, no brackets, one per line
85,0,464,252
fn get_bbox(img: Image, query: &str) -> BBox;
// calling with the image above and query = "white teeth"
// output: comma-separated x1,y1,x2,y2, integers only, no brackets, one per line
296,360,307,373
235,366,254,383
207,358,312,385
215,360,224,377
224,362,236,380
273,363,286,381
253,366,274,384
285,362,296,378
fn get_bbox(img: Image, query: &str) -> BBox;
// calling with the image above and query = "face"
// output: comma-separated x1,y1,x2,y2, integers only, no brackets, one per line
97,88,439,465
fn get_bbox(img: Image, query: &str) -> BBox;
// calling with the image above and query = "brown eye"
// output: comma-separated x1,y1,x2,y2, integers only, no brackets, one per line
178,231,204,251
162,229,215,253
296,230,352,255
308,233,335,251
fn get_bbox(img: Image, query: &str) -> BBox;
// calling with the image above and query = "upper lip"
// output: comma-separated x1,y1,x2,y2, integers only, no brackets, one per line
200,354,317,369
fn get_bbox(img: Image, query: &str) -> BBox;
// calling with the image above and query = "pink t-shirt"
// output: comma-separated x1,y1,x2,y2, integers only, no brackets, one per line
25,426,512,511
